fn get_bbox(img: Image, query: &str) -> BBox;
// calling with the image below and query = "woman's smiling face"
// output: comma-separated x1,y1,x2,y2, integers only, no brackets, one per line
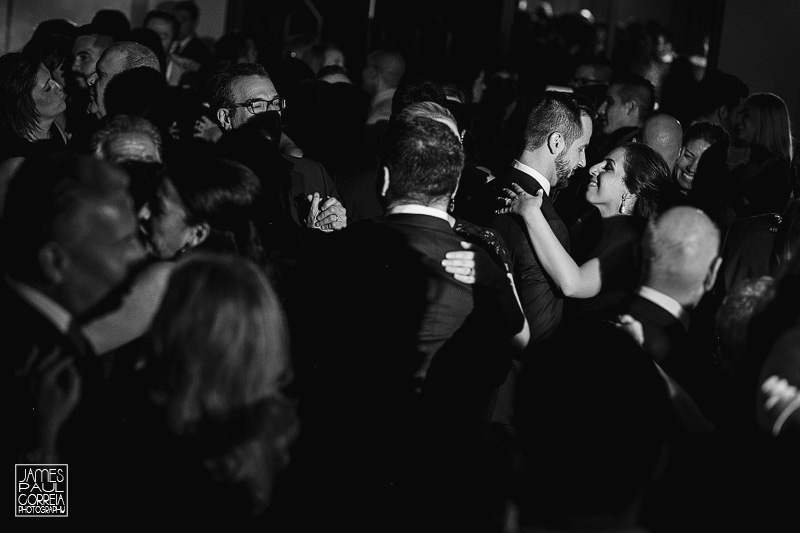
585,146,629,217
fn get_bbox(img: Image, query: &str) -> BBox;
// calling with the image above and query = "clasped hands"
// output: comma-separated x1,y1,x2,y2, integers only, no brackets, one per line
495,183,544,216
307,192,347,232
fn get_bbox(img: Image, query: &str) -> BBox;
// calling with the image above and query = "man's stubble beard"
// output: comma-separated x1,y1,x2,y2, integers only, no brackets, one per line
554,151,573,190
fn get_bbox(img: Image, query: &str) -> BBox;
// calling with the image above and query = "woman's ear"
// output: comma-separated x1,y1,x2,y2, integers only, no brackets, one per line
619,190,637,215
189,223,211,247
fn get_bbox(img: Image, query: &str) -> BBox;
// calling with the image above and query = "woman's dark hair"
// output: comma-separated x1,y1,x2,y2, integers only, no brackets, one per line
0,51,43,140
620,142,678,218
159,156,266,263
22,31,73,78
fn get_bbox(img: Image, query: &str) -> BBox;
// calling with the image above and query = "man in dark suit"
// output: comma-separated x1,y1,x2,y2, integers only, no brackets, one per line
172,1,211,66
2,151,147,517
622,205,723,422
293,116,528,532
207,61,348,233
480,91,593,439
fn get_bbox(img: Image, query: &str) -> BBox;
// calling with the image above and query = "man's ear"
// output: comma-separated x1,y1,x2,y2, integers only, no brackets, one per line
546,132,563,155
704,256,723,293
38,243,68,285
217,108,232,131
625,100,637,117
380,166,390,197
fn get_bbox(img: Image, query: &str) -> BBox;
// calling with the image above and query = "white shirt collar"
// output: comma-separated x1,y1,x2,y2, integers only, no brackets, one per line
5,276,72,334
512,159,551,195
638,285,690,331
386,204,453,226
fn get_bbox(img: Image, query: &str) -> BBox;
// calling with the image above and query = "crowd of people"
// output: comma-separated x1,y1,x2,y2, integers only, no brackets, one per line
4,3,800,531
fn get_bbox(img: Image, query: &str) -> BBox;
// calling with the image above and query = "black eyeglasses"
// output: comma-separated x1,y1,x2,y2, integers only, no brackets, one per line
231,96,286,114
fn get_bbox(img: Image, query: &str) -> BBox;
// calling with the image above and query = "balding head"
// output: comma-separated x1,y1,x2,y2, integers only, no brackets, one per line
638,114,683,172
88,41,161,118
642,206,722,308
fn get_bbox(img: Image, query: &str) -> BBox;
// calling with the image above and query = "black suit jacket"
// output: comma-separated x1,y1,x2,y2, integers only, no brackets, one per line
623,293,720,421
487,168,569,344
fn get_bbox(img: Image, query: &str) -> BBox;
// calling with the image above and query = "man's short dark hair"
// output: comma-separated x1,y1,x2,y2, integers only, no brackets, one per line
696,69,750,116
207,62,270,111
143,10,179,42
175,1,200,22
610,73,655,121
91,9,130,41
524,90,595,151
382,116,464,205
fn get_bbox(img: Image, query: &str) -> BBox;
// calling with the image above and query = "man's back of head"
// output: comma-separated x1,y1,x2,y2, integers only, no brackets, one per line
363,48,406,94
104,40,162,73
638,113,683,172
693,69,749,132
641,205,722,307
390,77,448,121
381,116,464,207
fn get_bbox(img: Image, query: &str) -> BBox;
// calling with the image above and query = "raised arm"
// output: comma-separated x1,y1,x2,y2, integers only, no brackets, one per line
497,183,602,298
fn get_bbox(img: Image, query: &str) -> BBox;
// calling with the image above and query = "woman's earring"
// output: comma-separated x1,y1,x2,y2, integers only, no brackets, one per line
619,191,631,215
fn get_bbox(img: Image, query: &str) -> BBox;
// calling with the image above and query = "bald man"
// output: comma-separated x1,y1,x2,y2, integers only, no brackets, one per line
621,205,722,423
637,113,683,173
87,41,161,118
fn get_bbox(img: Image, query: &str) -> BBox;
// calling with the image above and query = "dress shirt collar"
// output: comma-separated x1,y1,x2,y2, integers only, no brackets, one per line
5,276,72,334
637,285,690,331
386,204,453,226
512,159,550,195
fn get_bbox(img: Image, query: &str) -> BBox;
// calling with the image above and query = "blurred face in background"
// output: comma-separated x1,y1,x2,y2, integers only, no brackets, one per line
71,34,106,90
674,137,712,192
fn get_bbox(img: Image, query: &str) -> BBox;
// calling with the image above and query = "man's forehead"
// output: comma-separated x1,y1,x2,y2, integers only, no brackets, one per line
73,34,100,53
231,75,275,98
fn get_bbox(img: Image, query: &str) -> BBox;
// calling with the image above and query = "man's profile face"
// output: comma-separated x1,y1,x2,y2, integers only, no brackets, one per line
223,74,279,130
145,18,176,55
174,9,195,41
554,114,593,189
71,35,105,90
88,49,126,118
597,84,631,135
57,188,146,316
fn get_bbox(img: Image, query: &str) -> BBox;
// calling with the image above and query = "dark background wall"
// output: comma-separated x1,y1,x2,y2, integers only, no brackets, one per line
2,0,799,125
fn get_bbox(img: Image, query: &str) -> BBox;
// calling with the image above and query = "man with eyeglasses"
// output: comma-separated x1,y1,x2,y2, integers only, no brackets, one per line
208,62,347,233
